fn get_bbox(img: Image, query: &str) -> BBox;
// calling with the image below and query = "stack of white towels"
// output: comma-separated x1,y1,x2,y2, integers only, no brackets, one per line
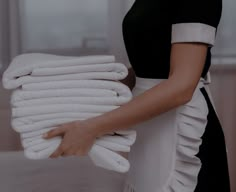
2,53,136,173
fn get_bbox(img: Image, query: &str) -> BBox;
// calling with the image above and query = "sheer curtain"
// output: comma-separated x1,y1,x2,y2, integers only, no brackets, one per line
0,0,235,191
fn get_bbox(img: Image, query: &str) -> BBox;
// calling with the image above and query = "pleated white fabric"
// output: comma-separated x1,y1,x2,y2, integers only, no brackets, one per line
123,76,209,192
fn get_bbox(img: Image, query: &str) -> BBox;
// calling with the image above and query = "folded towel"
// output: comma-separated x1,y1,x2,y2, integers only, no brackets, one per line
2,53,136,173
89,144,130,173
25,137,61,152
11,88,116,103
19,124,136,146
20,127,57,139
11,80,132,133
31,63,127,76
2,53,128,89
13,97,130,108
14,113,101,126
12,118,79,132
5,72,128,90
21,79,130,91
16,115,136,173
21,136,132,153
12,104,118,118
21,135,45,145
21,130,136,151
24,142,130,173
20,130,136,173
11,80,132,106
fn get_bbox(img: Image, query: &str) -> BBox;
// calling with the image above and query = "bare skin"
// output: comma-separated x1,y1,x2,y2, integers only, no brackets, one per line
43,42,208,158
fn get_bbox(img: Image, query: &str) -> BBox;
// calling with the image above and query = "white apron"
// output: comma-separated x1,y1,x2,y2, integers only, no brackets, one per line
123,73,212,192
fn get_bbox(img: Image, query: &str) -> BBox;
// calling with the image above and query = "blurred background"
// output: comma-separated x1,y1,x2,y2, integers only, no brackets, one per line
0,0,235,191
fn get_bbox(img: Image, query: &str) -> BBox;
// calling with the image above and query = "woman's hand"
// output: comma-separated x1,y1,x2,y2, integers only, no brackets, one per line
43,120,98,158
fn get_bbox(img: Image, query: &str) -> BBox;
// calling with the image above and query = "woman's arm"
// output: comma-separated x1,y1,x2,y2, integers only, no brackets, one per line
44,43,208,157
89,43,208,137
44,0,221,158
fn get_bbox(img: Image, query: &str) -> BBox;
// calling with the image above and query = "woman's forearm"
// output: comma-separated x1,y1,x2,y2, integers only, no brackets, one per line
88,76,191,137
86,43,208,137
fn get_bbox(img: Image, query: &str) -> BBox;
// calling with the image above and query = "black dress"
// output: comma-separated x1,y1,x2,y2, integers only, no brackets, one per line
122,0,231,191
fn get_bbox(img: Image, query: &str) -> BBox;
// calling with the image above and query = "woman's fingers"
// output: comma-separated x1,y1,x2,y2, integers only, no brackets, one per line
75,148,89,156
50,144,64,158
43,125,66,139
61,149,76,157
50,148,63,158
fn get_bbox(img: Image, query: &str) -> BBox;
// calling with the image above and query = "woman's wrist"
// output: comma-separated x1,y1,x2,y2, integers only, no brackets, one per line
78,117,108,138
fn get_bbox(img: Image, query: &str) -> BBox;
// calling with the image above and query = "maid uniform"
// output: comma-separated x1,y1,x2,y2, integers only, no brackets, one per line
122,0,231,191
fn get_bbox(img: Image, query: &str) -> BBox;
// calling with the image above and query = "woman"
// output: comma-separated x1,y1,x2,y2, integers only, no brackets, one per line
43,0,231,191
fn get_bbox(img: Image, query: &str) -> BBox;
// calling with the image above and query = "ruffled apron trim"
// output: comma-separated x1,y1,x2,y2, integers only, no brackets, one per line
161,77,209,192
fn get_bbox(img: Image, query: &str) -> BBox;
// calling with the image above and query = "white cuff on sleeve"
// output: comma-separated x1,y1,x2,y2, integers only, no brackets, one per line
171,23,216,46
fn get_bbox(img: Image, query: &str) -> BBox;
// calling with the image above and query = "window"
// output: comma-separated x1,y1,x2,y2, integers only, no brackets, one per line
20,0,110,54
18,0,129,64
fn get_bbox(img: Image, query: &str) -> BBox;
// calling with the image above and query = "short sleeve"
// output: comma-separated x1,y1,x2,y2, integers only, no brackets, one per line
171,0,222,46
